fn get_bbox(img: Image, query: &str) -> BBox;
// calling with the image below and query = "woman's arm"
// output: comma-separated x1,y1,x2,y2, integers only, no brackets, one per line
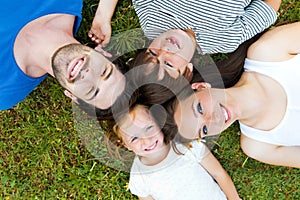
247,22,300,62
138,195,155,200
241,134,300,168
263,0,282,12
200,148,241,200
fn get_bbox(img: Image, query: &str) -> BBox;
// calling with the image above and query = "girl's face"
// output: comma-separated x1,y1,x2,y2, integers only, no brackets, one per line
174,88,235,139
147,29,196,75
119,106,165,157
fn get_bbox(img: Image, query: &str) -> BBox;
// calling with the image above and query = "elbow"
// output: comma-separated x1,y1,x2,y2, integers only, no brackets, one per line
263,0,282,12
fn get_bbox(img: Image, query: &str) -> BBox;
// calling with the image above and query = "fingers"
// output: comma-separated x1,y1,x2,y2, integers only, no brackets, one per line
88,31,105,45
88,31,111,48
191,83,200,90
191,82,211,90
88,23,112,48
88,22,113,57
101,34,111,48
94,45,113,58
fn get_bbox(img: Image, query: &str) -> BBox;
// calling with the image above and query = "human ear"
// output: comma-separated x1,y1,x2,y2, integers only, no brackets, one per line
186,63,193,72
182,63,193,81
116,139,132,150
123,143,132,151
191,82,211,91
64,90,79,104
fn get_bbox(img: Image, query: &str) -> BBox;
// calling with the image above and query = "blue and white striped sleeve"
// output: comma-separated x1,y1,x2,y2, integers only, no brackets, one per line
241,0,278,41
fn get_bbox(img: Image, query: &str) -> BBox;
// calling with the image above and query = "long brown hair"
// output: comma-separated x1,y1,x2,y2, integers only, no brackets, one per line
129,30,265,89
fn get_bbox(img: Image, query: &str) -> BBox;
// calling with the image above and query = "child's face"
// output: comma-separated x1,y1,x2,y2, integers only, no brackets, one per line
119,106,165,157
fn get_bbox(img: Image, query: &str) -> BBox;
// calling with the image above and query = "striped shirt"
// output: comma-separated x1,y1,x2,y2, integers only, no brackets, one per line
132,0,277,54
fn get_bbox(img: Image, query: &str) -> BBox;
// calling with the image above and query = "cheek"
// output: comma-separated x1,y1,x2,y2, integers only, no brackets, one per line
180,48,194,61
149,39,161,49
157,132,165,141
75,81,94,94
176,113,198,139
172,57,188,72
197,91,212,104
185,119,199,138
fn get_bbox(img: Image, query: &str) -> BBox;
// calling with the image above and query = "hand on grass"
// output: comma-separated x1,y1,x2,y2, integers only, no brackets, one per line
88,18,112,48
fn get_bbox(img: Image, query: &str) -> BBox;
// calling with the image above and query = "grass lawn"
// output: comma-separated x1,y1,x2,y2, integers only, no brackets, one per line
1,0,300,199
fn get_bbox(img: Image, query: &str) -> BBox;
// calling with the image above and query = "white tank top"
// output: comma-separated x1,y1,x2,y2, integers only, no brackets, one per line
239,54,300,146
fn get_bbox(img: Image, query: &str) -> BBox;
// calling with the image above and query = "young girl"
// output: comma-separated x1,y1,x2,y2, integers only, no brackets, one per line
111,104,241,200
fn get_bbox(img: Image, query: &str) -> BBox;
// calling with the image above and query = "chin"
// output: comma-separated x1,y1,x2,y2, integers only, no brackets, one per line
183,29,197,47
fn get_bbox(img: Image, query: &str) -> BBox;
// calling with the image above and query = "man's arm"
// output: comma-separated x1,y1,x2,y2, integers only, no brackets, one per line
200,148,241,200
88,0,118,47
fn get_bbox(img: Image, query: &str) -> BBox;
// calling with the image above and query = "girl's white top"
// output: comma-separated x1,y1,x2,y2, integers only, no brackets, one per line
128,140,226,200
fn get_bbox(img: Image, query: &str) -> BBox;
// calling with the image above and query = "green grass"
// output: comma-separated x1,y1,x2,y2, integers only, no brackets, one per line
1,0,299,199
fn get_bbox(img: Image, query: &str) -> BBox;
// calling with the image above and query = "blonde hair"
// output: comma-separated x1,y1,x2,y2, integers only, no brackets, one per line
113,104,148,140
104,105,149,159
108,104,195,158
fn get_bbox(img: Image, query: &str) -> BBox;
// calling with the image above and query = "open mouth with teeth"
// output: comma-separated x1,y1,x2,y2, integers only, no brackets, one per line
220,104,231,123
166,36,181,49
144,140,158,151
68,57,85,80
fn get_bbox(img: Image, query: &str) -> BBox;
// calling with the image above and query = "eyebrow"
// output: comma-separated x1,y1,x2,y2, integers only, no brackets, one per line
85,87,94,97
86,88,99,101
146,50,159,64
103,66,113,81
191,100,198,118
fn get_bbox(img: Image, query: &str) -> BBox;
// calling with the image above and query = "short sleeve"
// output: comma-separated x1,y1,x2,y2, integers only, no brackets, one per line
128,171,151,197
187,140,208,162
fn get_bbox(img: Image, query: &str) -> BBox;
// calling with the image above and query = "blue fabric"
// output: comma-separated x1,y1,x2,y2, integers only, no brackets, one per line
0,0,83,110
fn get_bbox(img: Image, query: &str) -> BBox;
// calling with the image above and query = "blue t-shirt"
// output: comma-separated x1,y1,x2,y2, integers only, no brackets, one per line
0,0,83,110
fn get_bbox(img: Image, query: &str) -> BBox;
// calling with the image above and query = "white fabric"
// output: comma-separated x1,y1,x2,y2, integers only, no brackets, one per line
128,140,226,200
132,0,277,54
240,54,300,146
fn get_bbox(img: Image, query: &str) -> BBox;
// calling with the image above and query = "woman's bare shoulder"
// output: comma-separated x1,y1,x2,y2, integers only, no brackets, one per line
247,22,300,62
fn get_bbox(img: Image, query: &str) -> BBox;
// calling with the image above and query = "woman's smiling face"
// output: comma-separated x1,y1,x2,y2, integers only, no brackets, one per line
147,29,197,75
174,88,233,140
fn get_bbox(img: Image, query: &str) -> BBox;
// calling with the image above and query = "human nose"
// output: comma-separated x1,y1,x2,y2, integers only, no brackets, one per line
156,49,173,63
161,45,171,52
162,40,178,52
203,111,213,122
79,68,91,80
141,136,154,146
204,111,223,135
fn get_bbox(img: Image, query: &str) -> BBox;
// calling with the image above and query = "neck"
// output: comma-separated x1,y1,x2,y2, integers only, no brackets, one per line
227,72,267,123
140,143,171,166
14,14,79,77
229,71,287,129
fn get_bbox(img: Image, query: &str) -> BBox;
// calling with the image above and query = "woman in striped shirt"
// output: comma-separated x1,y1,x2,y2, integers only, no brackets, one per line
89,0,280,54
